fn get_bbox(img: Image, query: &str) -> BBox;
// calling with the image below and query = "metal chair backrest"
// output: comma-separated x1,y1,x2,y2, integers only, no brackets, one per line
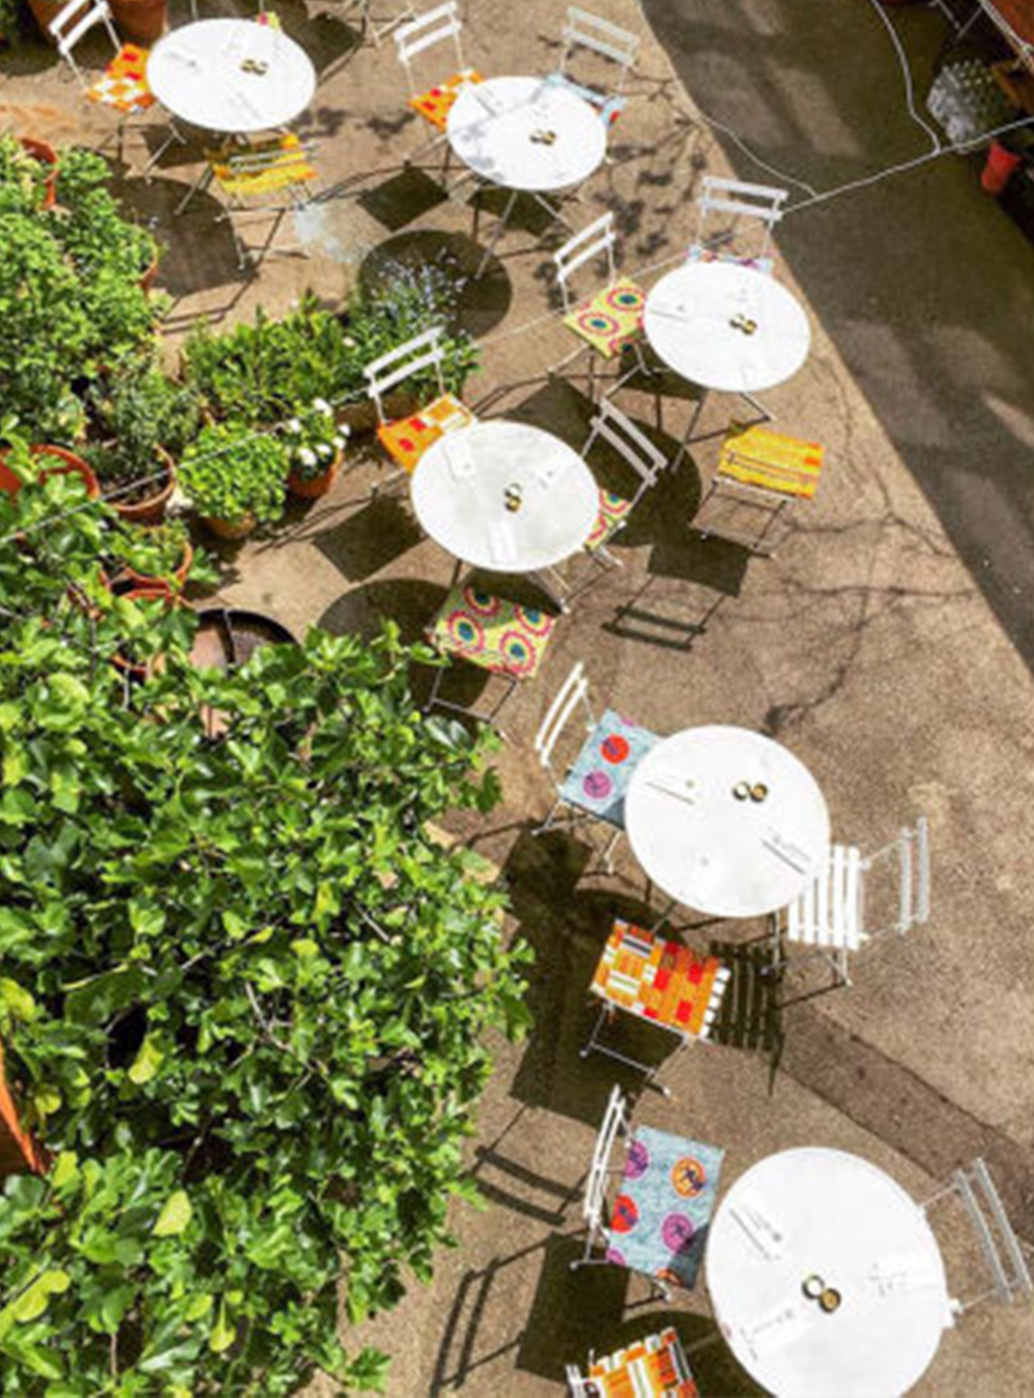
924,1157,1033,1312
692,175,788,261
362,326,447,423
533,660,596,782
50,0,120,84
861,815,930,941
583,1084,631,1230
583,399,669,504
394,0,465,96
223,139,317,181
559,6,639,96
553,211,617,315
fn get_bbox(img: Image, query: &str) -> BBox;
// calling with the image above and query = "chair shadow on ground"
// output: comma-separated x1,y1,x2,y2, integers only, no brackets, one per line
357,228,513,337
305,491,424,581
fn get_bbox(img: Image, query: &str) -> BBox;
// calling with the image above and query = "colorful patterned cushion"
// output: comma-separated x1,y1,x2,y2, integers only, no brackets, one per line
409,69,484,130
592,920,727,1038
605,1124,724,1289
377,393,473,474
208,134,316,199
588,1326,698,1398
543,70,626,127
564,277,645,360
686,244,774,277
428,584,556,679
254,9,282,26
716,423,825,500
87,44,155,115
585,488,633,552
560,711,659,827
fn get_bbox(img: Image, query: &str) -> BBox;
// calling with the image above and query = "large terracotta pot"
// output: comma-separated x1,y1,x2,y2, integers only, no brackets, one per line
19,137,58,212
109,0,167,44
0,445,100,500
113,447,175,525
25,0,63,43
118,539,193,593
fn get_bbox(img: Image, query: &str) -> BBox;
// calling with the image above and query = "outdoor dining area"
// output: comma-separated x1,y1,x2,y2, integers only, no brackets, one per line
3,0,1034,1394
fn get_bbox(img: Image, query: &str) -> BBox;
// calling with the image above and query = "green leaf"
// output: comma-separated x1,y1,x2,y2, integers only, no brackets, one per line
152,1189,192,1237
208,1299,236,1354
0,977,36,1024
0,1269,71,1339
127,1034,163,1086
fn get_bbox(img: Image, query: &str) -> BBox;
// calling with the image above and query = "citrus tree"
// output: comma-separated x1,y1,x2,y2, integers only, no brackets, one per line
0,478,530,1393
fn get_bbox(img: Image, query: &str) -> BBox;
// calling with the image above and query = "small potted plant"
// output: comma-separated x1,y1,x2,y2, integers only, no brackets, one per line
84,369,200,524
110,519,198,594
0,133,58,212
285,400,349,499
178,420,289,540
0,416,99,500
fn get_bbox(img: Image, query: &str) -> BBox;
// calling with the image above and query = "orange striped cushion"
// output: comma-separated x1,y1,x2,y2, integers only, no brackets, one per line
409,70,484,130
588,1325,698,1398
592,920,722,1037
716,424,824,500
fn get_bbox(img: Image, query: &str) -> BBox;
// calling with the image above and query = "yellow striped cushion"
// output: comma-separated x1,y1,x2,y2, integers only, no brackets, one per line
208,134,316,198
716,424,824,500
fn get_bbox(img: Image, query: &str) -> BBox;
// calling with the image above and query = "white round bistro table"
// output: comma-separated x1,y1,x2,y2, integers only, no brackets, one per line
644,261,811,394
623,725,829,919
707,1148,954,1398
447,76,607,193
411,420,598,574
148,20,317,134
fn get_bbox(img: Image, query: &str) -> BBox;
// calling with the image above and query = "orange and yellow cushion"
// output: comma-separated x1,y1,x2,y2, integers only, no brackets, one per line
592,920,725,1039
409,69,484,130
254,9,282,27
429,584,556,679
564,276,645,360
585,487,633,552
716,423,824,501
208,134,316,199
86,44,155,115
587,1327,698,1398
377,393,473,474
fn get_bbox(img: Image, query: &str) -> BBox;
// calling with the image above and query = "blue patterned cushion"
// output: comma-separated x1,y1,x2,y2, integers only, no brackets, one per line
686,244,774,277
543,70,627,126
559,710,659,828
605,1126,724,1289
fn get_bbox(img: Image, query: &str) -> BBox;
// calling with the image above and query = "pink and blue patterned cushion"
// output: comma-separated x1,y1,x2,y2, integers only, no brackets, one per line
560,710,659,827
605,1126,724,1290
686,244,774,278
429,584,556,679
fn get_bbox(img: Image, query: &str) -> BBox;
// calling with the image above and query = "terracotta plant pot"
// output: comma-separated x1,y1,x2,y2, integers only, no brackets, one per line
0,444,100,500
113,448,175,525
25,0,64,42
19,137,58,212
109,0,167,44
287,448,342,500
139,256,160,293
0,1043,47,1177
119,539,193,593
202,512,256,542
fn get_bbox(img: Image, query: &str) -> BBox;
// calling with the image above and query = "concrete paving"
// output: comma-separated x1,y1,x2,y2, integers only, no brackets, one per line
4,1,1034,1394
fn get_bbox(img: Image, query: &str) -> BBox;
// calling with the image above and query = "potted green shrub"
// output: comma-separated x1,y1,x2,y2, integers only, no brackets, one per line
285,399,349,499
0,416,99,501
0,132,57,212
178,421,289,539
109,519,198,593
84,369,201,524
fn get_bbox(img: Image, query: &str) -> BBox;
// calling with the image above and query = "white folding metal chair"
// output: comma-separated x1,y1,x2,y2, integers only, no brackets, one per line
566,1327,698,1398
688,175,788,274
394,2,479,163
923,1157,1034,1314
532,660,661,870
546,6,641,131
572,1085,635,1273
770,816,931,991
551,212,648,399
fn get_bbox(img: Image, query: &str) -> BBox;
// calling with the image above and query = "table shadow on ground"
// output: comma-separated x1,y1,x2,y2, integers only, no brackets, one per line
357,228,513,337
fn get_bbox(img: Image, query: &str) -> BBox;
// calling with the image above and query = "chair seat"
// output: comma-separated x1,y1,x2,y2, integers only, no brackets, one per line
377,393,473,473
208,134,316,199
588,1326,698,1398
565,276,645,360
592,920,729,1038
560,712,658,827
686,243,774,277
429,584,556,679
785,844,863,950
87,44,156,115
585,487,633,553
716,423,825,501
409,69,484,129
605,1123,723,1289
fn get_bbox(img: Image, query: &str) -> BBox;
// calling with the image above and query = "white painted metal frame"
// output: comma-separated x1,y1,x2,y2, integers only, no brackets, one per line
363,325,448,424
394,1,466,95
570,1084,635,1272
201,139,320,271
771,816,931,989
551,6,640,126
581,400,669,561
923,1157,1034,1312
552,212,647,398
689,175,788,265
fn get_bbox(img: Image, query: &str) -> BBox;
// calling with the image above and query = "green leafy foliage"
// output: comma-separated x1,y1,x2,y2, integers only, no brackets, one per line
178,421,289,525
0,483,529,1394
83,368,202,492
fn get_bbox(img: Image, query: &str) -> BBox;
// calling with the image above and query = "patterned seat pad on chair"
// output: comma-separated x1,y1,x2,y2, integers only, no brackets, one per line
429,584,556,678
717,424,824,500
565,276,645,359
560,712,658,826
588,1325,698,1398
592,920,724,1036
377,393,474,473
686,244,774,277
410,69,484,129
208,134,316,198
605,1125,724,1289
87,44,156,115
585,488,633,552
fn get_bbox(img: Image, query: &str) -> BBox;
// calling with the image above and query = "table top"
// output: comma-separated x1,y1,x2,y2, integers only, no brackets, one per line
707,1148,953,1398
447,76,607,192
624,725,829,918
411,420,599,573
644,262,811,393
148,20,316,134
